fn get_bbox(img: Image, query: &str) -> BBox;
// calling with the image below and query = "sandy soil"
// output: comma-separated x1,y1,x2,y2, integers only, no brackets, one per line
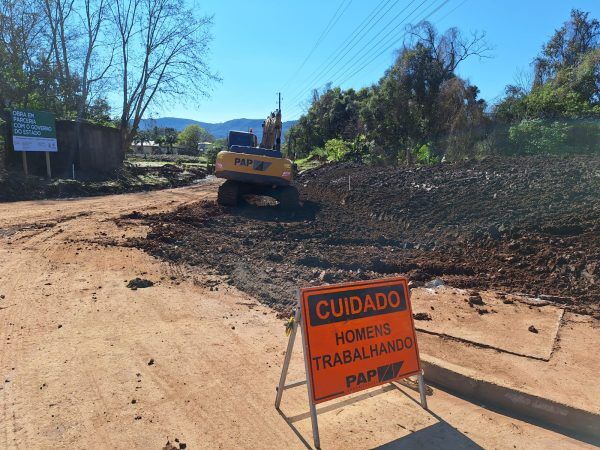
0,183,594,449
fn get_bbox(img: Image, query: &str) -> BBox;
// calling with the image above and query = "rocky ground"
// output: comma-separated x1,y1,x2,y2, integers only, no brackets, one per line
132,155,600,317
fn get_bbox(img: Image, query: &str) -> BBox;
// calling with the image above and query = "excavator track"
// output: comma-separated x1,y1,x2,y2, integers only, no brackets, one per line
274,185,300,209
217,180,240,206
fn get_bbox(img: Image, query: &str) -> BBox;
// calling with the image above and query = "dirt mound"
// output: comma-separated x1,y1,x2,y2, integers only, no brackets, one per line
0,164,207,202
133,156,600,317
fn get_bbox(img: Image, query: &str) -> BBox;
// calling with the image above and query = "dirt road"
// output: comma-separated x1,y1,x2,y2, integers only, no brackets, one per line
0,183,592,449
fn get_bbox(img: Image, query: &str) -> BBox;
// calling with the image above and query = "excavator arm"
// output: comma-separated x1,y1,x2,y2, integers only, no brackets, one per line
260,109,282,150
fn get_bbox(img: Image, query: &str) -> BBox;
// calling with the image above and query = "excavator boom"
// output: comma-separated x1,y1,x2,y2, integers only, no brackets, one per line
260,110,282,150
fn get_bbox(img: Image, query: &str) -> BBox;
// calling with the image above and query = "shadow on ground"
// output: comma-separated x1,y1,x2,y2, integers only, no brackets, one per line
374,421,483,450
227,199,321,222
276,384,481,450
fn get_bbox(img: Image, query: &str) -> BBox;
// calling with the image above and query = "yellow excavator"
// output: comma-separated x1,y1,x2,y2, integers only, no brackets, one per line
214,108,299,208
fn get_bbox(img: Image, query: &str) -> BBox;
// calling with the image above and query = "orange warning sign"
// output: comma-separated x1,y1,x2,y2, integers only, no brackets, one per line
300,277,421,404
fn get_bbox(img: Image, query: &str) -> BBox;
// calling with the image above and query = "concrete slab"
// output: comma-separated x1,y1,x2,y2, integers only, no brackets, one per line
421,355,600,443
411,286,563,360
415,306,600,416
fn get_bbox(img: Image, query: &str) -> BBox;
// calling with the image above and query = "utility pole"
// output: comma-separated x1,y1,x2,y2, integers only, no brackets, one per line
278,92,281,112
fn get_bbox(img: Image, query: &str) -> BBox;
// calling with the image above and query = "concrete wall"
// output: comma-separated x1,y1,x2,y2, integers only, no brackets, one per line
59,121,123,172
5,121,123,177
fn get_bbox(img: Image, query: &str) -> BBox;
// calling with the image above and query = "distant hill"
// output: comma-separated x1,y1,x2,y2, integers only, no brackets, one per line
138,117,298,142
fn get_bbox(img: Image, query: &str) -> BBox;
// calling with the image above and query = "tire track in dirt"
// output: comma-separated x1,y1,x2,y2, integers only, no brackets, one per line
0,224,68,448
0,184,218,448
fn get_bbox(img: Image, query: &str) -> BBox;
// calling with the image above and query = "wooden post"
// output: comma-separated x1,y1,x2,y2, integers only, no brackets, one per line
22,152,28,176
45,151,51,178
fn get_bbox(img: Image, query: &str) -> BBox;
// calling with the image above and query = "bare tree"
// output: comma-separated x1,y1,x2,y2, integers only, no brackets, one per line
76,0,113,121
110,0,219,151
41,0,113,119
406,21,492,77
41,0,76,110
512,67,534,94
39,0,114,168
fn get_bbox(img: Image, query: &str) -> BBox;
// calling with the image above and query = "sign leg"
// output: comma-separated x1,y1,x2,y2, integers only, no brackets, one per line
22,152,28,176
307,395,320,449
275,307,301,409
418,372,428,410
299,308,320,449
45,151,52,178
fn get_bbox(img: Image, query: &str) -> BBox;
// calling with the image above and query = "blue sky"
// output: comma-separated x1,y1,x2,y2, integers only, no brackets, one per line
163,0,600,123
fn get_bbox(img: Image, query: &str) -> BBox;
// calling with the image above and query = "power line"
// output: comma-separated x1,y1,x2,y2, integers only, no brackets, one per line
287,0,418,106
335,0,450,86
285,0,399,104
287,0,428,107
279,0,352,92
285,0,429,119
287,0,452,120
436,0,469,23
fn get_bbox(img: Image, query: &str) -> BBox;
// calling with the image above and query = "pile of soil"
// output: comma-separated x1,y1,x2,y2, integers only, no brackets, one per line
132,156,600,317
0,164,207,202
126,278,154,290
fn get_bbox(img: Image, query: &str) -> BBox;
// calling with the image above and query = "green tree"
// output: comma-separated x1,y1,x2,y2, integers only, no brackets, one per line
496,9,599,122
322,138,350,161
178,124,213,152
289,86,365,158
164,128,178,154
205,138,226,164
133,129,151,152
288,21,489,164
494,9,599,155
150,126,163,143
360,23,489,162
533,9,599,90
0,0,49,115
0,0,114,122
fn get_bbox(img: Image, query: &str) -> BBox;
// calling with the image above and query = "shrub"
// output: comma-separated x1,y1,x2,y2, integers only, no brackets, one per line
414,143,440,165
508,119,570,154
204,145,221,165
323,139,351,162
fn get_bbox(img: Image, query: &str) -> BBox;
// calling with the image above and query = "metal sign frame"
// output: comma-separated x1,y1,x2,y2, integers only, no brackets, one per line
275,291,428,449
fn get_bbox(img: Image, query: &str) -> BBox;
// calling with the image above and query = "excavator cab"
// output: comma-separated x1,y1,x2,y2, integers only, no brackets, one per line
227,131,258,148
214,110,299,209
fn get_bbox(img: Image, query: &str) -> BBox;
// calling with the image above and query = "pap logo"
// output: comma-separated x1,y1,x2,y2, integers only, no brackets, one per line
345,361,404,388
234,158,272,171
